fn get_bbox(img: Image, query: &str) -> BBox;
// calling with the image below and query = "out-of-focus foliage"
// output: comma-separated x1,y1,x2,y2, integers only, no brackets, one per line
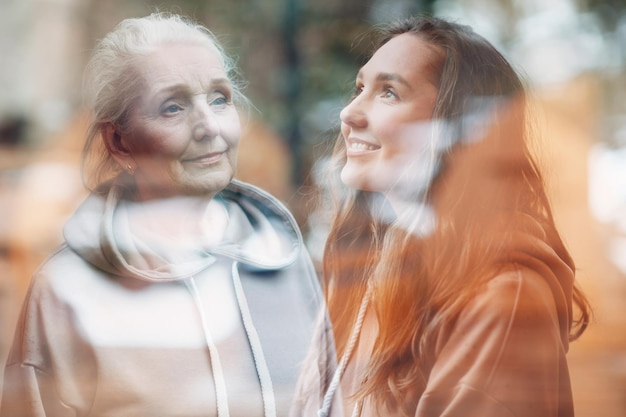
583,0,626,29
1,0,623,181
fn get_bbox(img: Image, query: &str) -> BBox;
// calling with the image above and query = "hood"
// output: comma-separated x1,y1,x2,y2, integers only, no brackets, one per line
506,213,575,350
64,178,302,282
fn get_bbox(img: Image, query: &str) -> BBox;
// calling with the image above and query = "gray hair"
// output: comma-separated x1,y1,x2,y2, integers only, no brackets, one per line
81,12,247,190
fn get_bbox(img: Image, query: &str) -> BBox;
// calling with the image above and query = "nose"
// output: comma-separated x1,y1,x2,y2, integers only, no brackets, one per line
339,95,367,129
193,101,220,141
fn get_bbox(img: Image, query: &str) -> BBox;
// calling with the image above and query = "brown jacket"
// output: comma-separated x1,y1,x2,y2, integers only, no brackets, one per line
291,226,576,417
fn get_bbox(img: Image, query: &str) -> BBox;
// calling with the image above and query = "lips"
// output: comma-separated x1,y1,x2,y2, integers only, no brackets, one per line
182,151,225,164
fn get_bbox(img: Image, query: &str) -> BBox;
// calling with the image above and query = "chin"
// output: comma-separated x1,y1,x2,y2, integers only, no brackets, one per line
198,178,234,196
340,167,359,189
340,167,377,192
174,173,232,197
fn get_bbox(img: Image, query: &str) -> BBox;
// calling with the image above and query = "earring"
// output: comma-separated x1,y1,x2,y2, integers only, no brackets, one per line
126,163,135,174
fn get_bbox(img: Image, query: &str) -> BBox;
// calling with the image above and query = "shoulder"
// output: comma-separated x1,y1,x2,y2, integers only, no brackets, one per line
453,268,560,346
470,267,558,322
5,244,99,366
25,243,102,307
424,267,569,410
436,267,563,365
433,267,561,359
33,243,90,280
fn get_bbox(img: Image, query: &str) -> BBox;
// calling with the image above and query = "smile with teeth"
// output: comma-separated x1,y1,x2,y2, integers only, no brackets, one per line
349,141,379,151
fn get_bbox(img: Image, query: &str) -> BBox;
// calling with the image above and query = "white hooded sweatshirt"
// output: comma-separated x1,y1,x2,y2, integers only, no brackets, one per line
1,179,323,417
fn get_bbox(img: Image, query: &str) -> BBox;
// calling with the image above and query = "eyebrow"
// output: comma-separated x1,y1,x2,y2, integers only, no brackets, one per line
153,78,232,97
356,71,411,87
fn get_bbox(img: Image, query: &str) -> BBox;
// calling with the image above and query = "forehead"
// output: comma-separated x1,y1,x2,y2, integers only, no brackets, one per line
134,42,227,91
361,33,440,84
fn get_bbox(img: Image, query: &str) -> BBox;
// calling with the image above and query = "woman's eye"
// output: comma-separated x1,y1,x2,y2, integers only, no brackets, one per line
383,88,398,99
210,92,231,107
162,103,182,114
212,97,227,106
349,85,363,102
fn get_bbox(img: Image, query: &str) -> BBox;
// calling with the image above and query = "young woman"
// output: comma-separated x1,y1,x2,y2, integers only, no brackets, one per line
292,15,590,417
1,13,322,417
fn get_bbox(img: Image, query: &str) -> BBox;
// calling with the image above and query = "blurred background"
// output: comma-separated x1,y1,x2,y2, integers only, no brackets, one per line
1,0,625,414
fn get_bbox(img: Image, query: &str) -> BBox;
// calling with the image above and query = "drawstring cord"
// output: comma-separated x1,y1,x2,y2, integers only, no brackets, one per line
317,286,372,417
184,277,231,417
185,263,278,417
231,261,277,417
185,264,277,417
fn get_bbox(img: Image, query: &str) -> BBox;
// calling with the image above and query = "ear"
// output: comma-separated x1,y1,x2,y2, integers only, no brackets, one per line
102,123,135,171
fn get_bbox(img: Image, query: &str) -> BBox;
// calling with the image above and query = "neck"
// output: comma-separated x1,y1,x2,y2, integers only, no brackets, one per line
385,193,436,238
126,195,228,247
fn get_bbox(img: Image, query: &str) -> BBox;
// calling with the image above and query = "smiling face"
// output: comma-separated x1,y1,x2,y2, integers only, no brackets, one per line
119,42,241,200
340,33,441,198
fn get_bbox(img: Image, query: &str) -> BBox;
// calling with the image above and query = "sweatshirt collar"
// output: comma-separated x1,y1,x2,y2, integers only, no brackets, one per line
64,178,302,282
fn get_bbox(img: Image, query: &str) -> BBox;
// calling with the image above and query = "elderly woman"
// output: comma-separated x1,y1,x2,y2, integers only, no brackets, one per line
0,13,321,417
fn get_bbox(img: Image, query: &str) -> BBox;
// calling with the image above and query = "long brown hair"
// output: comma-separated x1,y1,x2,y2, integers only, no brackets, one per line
322,16,590,415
